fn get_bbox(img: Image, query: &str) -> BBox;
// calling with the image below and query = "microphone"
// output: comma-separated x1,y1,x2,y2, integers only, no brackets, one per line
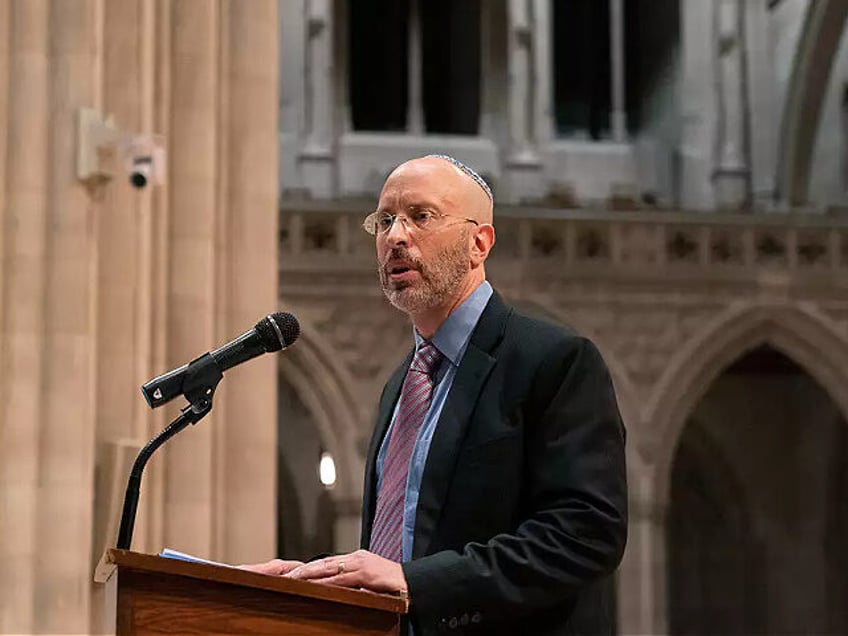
141,312,300,409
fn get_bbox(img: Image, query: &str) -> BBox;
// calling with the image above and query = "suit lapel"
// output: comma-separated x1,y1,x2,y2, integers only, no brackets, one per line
361,351,412,546
412,293,511,558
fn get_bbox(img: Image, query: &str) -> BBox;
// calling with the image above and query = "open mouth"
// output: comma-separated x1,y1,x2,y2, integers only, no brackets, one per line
385,261,419,283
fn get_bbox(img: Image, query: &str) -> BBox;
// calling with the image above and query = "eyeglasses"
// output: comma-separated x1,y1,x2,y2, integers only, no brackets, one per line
362,209,479,236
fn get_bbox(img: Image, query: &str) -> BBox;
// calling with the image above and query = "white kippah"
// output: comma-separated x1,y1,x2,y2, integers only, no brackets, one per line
425,154,493,202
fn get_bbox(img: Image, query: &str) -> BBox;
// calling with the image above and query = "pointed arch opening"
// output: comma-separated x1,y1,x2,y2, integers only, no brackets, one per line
666,345,848,633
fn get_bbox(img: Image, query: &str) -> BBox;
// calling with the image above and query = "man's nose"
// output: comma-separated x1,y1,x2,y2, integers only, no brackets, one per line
384,215,411,245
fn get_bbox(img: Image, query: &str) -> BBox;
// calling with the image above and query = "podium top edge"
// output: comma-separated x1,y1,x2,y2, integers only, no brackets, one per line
106,549,408,615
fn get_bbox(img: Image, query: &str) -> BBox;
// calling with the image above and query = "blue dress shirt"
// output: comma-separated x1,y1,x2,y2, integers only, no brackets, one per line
376,280,493,562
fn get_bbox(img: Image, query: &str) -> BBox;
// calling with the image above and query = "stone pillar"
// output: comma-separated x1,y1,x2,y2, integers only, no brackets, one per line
504,0,544,203
160,0,220,557
0,1,280,630
610,0,627,142
333,496,364,553
406,0,424,135
0,1,51,631
35,0,98,631
680,0,718,210
531,0,554,144
617,471,669,636
214,0,280,564
301,0,335,197
713,0,751,209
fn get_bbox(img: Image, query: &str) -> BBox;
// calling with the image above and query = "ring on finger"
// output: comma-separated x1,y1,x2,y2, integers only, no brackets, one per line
337,561,345,574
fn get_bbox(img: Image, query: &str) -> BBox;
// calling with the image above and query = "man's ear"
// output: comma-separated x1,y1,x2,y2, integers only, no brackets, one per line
470,224,496,266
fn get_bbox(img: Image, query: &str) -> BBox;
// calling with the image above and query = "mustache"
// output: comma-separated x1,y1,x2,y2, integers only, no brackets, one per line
380,248,425,272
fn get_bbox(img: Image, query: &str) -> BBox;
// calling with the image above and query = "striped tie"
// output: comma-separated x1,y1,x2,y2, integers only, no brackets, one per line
370,341,443,561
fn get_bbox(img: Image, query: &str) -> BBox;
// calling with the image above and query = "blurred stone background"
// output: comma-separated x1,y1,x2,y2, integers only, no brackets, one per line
1,1,847,633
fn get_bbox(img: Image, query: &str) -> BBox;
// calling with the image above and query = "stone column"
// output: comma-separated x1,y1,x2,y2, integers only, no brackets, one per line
617,471,669,635
301,0,335,197
34,0,98,631
160,0,220,556
610,0,627,142
713,0,751,209
504,0,544,203
531,0,554,144
680,0,719,210
215,0,280,564
0,1,280,630
0,1,51,631
93,0,162,571
406,0,424,135
333,496,364,553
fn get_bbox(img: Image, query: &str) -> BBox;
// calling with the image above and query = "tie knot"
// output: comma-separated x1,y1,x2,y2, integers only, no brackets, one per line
411,341,443,376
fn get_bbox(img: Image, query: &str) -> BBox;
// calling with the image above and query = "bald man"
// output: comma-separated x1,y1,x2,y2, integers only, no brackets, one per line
253,156,628,635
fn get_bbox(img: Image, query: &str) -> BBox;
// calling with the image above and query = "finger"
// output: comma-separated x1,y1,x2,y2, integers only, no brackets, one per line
238,561,279,574
302,571,367,589
287,557,348,581
239,559,303,576
274,560,305,575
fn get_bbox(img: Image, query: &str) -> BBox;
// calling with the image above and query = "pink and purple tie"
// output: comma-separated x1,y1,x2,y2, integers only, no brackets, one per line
370,341,443,561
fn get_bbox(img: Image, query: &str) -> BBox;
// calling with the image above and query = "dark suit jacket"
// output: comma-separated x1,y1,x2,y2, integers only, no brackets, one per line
361,291,628,636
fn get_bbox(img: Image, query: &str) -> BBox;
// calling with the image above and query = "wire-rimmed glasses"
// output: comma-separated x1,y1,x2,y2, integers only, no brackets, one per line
362,209,478,236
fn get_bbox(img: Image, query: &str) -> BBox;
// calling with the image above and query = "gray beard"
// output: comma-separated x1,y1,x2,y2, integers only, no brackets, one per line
378,234,470,315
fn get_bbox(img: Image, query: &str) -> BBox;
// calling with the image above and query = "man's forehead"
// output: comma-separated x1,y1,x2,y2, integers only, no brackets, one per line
376,180,449,211
385,158,454,183
379,165,451,198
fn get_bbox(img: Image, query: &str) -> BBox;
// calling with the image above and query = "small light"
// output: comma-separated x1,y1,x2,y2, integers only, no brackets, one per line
319,452,336,488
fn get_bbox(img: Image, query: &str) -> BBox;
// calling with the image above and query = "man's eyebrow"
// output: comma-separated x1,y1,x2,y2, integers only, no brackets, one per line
406,202,437,212
376,201,437,214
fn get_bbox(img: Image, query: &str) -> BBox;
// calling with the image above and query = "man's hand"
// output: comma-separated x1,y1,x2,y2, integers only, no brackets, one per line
238,558,304,576
285,549,407,594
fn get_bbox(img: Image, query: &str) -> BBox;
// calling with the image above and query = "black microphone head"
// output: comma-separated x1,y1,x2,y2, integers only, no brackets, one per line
255,312,300,352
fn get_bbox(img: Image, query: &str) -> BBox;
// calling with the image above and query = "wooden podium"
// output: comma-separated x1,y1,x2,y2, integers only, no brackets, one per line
102,549,408,635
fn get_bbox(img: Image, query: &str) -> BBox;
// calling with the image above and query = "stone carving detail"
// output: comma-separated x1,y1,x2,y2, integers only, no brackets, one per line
304,218,336,251
553,300,727,391
620,224,658,265
576,225,610,261
710,229,744,265
814,303,848,340
281,208,848,433
667,228,699,263
797,231,828,267
755,231,787,266
308,298,411,381
531,223,563,257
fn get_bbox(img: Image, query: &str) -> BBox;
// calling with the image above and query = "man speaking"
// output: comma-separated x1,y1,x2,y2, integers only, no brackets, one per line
247,155,627,635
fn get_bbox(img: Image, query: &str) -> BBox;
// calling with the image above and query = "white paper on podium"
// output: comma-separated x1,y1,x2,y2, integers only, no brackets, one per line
159,548,234,569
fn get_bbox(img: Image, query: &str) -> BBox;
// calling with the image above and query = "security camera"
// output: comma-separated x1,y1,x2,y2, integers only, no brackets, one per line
124,135,166,189
129,155,154,189
75,109,167,188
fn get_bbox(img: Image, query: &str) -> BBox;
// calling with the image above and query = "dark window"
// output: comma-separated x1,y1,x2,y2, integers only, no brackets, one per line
420,0,481,135
349,0,481,135
624,0,680,134
553,0,680,139
553,0,612,140
349,0,410,132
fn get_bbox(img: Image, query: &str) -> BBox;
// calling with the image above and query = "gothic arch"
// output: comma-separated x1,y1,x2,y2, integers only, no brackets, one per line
278,320,363,501
776,0,848,205
647,302,848,505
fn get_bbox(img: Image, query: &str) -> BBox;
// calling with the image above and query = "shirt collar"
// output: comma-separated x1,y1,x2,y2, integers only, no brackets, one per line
413,281,493,367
